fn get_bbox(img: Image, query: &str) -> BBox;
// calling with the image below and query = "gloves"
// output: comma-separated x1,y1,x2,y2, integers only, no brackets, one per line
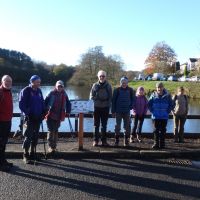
24,115,29,122
65,113,70,117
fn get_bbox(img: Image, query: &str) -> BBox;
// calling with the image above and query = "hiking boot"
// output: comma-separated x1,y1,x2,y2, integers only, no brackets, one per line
136,134,142,143
0,164,11,172
23,153,30,164
101,141,110,147
3,160,13,168
114,140,119,147
179,138,184,143
152,143,159,149
129,136,134,143
124,139,129,147
29,152,35,161
92,141,98,147
48,147,54,153
159,145,165,149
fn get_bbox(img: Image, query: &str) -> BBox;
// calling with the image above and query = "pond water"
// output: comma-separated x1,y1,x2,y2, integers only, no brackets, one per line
11,85,200,134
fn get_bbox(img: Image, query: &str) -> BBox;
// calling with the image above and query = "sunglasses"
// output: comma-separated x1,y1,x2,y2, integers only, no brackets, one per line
58,85,63,88
100,75,105,78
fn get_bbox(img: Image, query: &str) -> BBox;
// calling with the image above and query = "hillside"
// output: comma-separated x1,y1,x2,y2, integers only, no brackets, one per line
0,48,75,84
129,80,200,98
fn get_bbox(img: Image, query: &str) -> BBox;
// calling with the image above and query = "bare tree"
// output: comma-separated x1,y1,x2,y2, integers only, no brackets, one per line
71,46,124,86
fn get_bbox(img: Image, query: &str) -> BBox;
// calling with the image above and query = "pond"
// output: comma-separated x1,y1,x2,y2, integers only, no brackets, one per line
11,85,200,134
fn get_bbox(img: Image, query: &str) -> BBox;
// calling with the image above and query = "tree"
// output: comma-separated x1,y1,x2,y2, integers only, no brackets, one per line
184,64,188,77
0,47,75,83
80,46,105,76
145,41,177,74
53,64,75,83
70,46,124,86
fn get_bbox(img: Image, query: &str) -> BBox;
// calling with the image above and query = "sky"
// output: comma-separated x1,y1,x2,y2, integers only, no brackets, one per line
0,0,200,71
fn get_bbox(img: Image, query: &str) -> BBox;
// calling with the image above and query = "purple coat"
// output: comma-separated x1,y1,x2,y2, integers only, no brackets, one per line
132,95,148,116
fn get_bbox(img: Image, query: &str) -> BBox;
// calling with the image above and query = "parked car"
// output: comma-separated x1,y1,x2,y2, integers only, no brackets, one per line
138,74,144,80
178,76,190,82
167,75,178,81
160,75,168,81
144,74,153,81
152,73,164,81
190,76,200,82
147,76,152,81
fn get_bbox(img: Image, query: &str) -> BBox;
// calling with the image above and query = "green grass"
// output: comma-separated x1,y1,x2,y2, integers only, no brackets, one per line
129,81,200,98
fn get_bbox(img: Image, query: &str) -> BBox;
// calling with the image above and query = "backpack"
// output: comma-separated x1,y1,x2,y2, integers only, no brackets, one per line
115,86,135,100
174,94,187,102
95,82,110,101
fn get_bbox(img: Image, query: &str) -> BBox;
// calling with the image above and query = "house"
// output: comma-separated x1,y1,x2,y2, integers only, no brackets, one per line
180,58,199,72
188,58,198,71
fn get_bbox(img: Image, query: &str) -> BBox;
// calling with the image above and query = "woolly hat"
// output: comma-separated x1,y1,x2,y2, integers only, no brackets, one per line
56,80,64,87
120,76,128,85
30,75,41,83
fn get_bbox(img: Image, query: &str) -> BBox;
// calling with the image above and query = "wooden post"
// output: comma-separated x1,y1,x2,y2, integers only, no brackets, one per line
78,113,84,151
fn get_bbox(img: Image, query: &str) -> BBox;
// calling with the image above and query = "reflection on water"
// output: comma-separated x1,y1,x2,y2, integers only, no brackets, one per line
11,85,200,133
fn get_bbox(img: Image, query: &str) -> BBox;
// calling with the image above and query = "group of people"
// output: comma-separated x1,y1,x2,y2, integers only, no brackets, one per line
90,70,188,149
0,75,71,171
0,71,188,171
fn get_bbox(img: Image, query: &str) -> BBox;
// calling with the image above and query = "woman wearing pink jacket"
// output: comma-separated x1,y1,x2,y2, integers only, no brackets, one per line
130,86,148,143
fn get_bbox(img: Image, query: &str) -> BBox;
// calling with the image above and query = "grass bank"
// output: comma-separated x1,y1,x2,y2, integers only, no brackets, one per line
129,81,200,99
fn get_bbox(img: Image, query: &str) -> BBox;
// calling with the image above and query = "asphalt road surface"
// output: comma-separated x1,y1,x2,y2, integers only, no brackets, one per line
0,158,200,200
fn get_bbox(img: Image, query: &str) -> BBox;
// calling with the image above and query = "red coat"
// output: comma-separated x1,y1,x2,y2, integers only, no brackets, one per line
0,85,13,121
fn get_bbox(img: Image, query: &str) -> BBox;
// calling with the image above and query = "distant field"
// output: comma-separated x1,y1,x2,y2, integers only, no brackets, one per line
129,81,200,98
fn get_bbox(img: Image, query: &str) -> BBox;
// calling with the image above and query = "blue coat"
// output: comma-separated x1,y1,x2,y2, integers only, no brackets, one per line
148,89,173,120
19,85,45,117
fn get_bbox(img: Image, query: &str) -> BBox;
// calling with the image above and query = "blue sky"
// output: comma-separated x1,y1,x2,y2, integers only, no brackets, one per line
0,0,199,71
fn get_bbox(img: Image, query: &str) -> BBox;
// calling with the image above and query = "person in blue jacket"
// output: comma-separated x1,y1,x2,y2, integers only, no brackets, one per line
19,75,45,164
112,77,135,146
148,82,173,149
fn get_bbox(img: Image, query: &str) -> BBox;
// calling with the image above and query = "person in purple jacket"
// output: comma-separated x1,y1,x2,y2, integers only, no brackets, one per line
130,86,148,143
19,75,45,164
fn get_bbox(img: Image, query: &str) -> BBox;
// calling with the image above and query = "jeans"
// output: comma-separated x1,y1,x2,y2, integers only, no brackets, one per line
93,107,109,143
114,113,130,141
132,114,145,136
22,119,40,152
173,115,187,142
152,119,168,148
47,117,60,149
0,121,11,164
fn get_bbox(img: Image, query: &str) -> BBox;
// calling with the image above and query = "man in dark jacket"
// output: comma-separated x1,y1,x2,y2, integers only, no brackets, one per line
90,70,112,147
19,75,45,164
0,75,13,172
112,77,135,146
148,82,173,149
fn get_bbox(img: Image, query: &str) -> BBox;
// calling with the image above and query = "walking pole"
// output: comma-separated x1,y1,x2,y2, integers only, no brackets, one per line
13,112,24,138
41,122,47,160
68,116,75,138
34,145,37,165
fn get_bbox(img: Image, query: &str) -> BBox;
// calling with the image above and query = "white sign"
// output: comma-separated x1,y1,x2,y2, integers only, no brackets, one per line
70,100,94,114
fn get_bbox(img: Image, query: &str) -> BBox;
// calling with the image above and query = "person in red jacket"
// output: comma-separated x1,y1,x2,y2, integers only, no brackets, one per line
0,75,13,172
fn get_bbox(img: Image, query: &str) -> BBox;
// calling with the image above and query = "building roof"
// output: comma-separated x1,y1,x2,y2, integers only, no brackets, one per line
189,58,198,62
